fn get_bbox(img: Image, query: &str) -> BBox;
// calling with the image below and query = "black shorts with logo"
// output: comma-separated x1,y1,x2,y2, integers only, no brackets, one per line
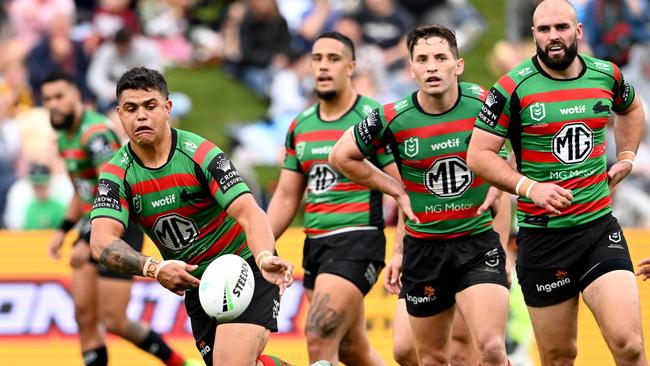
303,229,386,295
78,218,144,280
516,213,633,307
184,256,280,366
400,229,508,317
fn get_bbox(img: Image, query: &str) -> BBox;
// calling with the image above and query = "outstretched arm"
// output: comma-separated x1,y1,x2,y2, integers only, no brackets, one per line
227,193,293,294
330,129,418,222
90,217,199,295
467,128,573,215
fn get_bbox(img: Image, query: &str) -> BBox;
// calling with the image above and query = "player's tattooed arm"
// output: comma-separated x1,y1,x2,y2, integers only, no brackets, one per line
98,239,147,275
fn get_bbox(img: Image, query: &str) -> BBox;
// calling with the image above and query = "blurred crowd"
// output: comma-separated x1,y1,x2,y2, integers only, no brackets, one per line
0,0,649,232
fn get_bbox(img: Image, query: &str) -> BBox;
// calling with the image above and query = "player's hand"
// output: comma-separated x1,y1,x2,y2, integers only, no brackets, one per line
156,260,200,296
477,186,503,216
70,241,91,268
383,253,403,295
48,231,66,260
636,258,650,281
392,190,420,224
259,256,294,296
608,160,633,189
527,182,573,215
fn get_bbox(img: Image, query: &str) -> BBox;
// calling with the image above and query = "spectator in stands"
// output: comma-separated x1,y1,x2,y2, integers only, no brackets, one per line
26,13,92,104
582,0,650,66
5,0,75,59
87,26,162,113
136,0,193,65
0,91,25,228
23,163,66,229
356,0,413,72
223,0,292,97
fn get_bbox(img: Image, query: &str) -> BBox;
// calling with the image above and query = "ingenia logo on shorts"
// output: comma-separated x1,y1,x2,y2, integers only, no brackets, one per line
536,270,571,293
406,286,436,305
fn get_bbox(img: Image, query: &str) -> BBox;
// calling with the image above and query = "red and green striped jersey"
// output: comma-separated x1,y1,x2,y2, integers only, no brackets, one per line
57,110,121,216
353,83,495,240
283,95,394,237
90,128,252,278
475,55,635,229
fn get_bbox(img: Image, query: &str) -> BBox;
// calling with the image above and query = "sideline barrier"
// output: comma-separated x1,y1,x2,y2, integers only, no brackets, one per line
1,228,650,365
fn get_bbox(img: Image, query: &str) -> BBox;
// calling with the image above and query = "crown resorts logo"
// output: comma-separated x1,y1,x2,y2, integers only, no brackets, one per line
216,155,231,172
98,182,111,196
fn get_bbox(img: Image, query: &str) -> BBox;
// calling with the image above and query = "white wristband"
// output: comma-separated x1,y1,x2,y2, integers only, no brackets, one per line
143,257,185,279
525,181,536,199
255,250,273,268
515,176,527,196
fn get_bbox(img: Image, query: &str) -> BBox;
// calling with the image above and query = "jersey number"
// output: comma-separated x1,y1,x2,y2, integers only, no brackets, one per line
153,214,199,251
424,156,473,197
552,122,593,164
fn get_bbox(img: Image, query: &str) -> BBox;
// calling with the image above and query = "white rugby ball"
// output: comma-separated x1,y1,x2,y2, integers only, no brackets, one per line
199,254,255,321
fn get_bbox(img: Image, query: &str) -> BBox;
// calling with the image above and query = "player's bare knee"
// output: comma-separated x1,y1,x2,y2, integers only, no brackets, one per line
393,344,417,366
610,334,644,363
418,351,450,366
545,346,578,366
99,309,129,335
476,335,506,362
74,304,97,326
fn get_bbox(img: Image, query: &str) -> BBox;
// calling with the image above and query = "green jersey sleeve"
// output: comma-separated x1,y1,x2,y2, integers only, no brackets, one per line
201,144,251,209
353,109,390,157
474,76,513,138
612,63,636,113
91,174,129,229
281,118,301,172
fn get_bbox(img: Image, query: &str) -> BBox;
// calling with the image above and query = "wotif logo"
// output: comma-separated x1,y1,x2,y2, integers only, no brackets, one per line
536,270,571,293
151,194,176,208
559,105,586,115
431,138,459,151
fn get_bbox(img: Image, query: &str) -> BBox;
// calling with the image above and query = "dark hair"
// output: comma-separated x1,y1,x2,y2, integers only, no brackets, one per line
114,26,133,45
116,67,169,101
41,69,77,89
315,31,356,60
406,24,459,59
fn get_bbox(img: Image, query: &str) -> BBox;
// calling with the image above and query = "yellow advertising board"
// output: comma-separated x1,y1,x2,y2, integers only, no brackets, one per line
1,228,650,365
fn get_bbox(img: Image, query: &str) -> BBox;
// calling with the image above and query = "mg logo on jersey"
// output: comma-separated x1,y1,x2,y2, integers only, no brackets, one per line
153,214,199,251
404,137,419,158
424,156,473,197
295,142,305,160
308,163,338,195
530,102,546,121
552,122,593,164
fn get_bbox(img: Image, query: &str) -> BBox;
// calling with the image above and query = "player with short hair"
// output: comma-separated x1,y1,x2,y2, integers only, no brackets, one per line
329,24,511,366
42,70,194,366
89,66,293,366
467,0,647,364
266,32,393,365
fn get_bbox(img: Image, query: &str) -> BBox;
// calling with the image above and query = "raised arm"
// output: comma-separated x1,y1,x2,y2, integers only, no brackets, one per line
266,169,306,239
90,217,199,296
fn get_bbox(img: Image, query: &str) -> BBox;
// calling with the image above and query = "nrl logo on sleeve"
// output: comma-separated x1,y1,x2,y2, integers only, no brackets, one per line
404,137,419,158
529,102,546,121
295,141,306,160
183,140,198,153
133,194,142,214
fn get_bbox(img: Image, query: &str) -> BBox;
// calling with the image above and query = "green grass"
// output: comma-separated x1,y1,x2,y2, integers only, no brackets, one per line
163,1,507,196
165,67,268,150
